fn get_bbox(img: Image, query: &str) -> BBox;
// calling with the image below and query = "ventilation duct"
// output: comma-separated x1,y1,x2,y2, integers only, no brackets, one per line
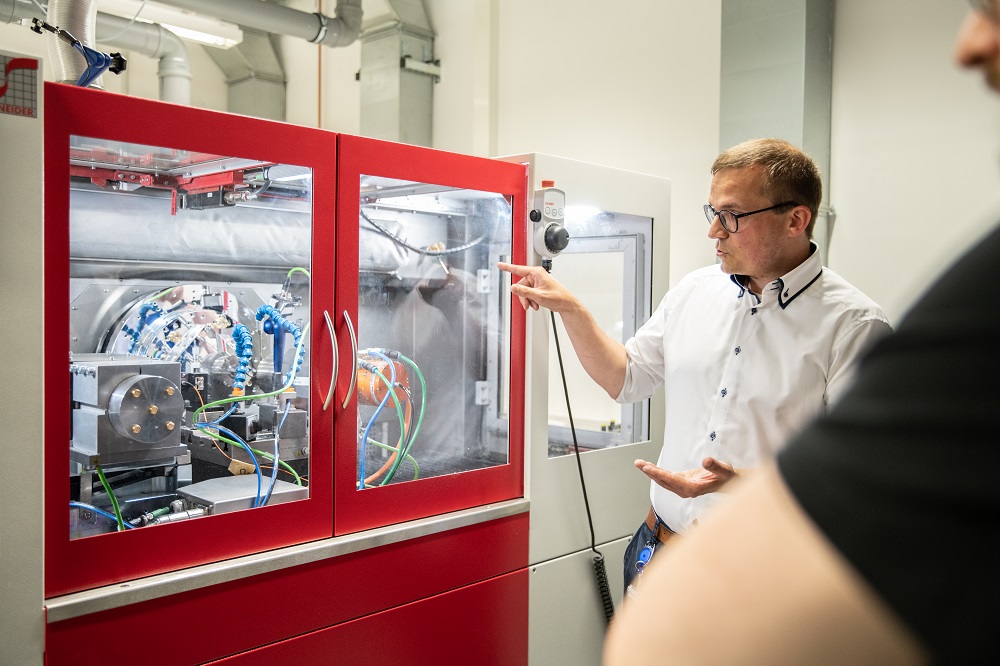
155,0,364,120
358,0,438,146
203,27,284,121
96,12,191,105
46,0,100,86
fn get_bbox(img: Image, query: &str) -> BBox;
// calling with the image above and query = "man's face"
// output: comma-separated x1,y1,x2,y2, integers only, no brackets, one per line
957,0,1000,90
707,166,798,287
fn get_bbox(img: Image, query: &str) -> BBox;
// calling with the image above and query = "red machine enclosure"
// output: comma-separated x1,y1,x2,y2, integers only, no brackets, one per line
43,84,530,665
334,134,527,535
44,83,337,597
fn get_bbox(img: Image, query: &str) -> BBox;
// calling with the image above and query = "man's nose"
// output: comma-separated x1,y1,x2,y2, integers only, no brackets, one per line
956,11,999,68
707,214,728,240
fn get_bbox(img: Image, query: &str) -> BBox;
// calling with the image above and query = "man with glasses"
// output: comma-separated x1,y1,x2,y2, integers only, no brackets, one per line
604,2,1000,663
500,138,889,591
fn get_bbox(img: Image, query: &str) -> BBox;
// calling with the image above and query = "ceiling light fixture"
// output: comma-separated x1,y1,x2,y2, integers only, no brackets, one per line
98,0,244,48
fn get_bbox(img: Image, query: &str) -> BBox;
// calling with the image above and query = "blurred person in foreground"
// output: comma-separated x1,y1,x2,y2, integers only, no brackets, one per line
603,2,1000,663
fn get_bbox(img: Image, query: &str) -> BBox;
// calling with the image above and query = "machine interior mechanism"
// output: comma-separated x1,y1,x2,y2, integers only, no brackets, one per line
68,136,315,538
66,136,517,539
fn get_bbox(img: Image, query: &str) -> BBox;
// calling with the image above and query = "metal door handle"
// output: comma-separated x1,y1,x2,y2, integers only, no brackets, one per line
342,310,358,410
322,310,338,411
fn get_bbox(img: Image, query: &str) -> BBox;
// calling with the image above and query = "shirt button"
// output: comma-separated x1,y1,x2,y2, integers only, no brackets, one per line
734,346,741,355
721,388,727,397
709,431,716,441
751,308,757,315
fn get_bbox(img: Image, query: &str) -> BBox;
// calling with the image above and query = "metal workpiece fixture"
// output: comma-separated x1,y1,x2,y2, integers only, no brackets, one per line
70,357,187,466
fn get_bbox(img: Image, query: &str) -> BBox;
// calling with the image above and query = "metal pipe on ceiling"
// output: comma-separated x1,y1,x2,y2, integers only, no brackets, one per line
95,12,191,105
154,0,363,48
0,0,36,23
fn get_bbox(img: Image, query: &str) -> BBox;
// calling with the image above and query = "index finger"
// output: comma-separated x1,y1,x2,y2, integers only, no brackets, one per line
497,261,533,278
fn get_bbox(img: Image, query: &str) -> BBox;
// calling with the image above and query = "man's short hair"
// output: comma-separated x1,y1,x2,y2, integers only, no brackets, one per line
712,138,822,238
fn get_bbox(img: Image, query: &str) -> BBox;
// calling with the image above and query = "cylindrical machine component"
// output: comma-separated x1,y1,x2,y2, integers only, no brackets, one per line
108,374,184,444
356,359,409,406
153,508,206,523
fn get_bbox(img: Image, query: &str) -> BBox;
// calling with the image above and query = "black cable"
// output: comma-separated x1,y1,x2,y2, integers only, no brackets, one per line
360,208,491,256
550,307,615,625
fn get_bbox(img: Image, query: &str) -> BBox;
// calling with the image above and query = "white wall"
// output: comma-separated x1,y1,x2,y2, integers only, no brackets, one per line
425,0,494,156
493,0,721,285
422,0,722,285
829,0,1000,323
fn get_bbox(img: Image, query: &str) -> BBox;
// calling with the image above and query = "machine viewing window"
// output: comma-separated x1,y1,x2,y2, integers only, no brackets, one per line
548,209,653,457
67,135,314,539
355,175,512,489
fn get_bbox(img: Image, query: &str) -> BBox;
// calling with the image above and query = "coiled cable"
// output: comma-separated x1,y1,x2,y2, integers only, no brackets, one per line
550,308,615,625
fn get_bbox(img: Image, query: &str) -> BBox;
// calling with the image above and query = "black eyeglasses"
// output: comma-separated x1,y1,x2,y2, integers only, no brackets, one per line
703,201,798,233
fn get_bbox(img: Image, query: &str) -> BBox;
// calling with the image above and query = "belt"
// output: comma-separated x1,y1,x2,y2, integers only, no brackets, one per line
645,506,678,544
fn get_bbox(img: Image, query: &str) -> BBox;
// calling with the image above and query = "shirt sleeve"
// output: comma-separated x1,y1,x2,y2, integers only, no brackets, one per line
777,224,1000,662
616,291,671,403
824,314,892,406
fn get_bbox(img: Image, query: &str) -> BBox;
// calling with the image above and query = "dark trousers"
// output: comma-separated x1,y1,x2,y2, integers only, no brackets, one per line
623,516,667,590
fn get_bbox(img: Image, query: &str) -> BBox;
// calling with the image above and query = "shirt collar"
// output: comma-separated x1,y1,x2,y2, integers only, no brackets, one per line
730,242,823,309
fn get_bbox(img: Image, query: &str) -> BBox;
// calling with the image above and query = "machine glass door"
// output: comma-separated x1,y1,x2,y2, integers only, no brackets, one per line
335,135,526,534
547,211,653,456
45,83,336,597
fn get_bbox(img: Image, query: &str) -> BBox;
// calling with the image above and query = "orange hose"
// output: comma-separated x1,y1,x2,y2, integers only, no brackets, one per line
364,398,412,485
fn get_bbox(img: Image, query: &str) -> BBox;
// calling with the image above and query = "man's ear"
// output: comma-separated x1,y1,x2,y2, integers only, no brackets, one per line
787,206,811,238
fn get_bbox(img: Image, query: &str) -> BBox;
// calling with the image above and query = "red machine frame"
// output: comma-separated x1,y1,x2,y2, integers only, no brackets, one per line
44,83,337,597
43,85,529,600
333,134,528,534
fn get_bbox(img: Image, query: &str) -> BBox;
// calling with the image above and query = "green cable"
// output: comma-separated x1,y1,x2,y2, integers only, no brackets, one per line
287,266,311,279
382,353,426,485
368,437,419,480
363,365,407,486
371,366,407,443
149,285,176,301
194,426,263,478
95,464,126,532
193,418,303,486
191,323,311,492
192,323,310,424
251,447,303,486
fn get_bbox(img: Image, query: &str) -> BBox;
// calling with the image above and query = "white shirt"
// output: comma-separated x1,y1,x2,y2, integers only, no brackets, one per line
617,246,891,533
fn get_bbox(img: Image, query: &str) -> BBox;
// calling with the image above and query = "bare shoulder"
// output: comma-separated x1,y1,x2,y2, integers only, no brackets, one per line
603,466,927,665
